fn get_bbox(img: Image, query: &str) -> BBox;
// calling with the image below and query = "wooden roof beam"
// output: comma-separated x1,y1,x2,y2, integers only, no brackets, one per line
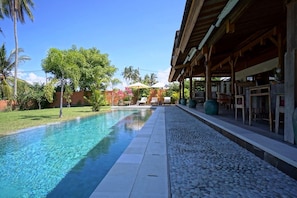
179,1,204,53
234,27,277,57
174,63,191,70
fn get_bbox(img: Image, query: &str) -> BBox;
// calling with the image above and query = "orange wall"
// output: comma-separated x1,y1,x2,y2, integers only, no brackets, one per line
0,100,17,111
0,89,167,111
49,91,91,107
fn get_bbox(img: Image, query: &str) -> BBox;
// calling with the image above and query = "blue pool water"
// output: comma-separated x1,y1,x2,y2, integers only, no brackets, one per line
0,109,153,198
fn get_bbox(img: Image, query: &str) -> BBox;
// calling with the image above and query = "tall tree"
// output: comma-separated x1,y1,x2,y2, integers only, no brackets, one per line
0,44,30,99
149,73,158,85
71,46,116,91
42,48,81,118
2,0,34,98
122,66,140,84
143,73,157,86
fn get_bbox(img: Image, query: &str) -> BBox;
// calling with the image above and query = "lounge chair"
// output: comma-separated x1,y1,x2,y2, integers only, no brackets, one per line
137,97,147,105
150,97,158,105
163,97,171,105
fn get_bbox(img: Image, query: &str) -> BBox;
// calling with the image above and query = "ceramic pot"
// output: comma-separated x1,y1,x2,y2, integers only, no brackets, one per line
181,98,187,105
204,99,218,115
189,99,197,108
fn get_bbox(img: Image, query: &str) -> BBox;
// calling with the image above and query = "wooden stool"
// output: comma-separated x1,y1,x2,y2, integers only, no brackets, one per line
275,94,284,134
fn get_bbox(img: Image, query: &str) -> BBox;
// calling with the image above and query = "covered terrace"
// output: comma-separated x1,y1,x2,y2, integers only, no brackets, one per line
169,0,297,144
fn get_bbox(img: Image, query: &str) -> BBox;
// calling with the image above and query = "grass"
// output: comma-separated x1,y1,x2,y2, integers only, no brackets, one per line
0,106,111,136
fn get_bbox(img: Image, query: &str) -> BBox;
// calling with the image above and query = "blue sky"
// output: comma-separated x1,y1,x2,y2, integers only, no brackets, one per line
0,0,185,89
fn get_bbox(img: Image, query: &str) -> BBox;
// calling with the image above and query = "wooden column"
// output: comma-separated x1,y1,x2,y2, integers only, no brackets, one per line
179,81,182,100
229,57,237,96
277,32,285,80
182,79,185,99
284,0,297,144
190,76,193,99
204,51,212,100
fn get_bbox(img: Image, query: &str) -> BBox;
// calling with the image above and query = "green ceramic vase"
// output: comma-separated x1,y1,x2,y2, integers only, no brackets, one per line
204,99,218,115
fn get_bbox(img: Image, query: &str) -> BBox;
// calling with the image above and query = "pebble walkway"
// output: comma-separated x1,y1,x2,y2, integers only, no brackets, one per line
165,107,297,198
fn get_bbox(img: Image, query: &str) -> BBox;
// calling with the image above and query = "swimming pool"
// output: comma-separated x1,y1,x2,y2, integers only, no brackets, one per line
0,109,153,197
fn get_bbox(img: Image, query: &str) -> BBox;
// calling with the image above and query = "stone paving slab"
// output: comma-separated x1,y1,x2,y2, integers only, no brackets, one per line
90,107,168,198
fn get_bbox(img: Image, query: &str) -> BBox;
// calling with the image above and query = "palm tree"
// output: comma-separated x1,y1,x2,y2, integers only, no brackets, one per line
0,43,30,99
122,66,134,84
0,44,13,81
149,73,158,86
2,0,34,98
122,66,141,84
0,43,15,99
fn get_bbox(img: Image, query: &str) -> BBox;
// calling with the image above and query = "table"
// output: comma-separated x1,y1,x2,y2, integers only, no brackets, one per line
248,84,272,131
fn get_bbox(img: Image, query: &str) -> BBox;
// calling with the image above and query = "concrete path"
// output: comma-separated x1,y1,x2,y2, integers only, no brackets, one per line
90,107,168,198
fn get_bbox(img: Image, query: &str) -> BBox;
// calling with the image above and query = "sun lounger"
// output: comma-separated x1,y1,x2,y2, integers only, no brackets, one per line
150,97,158,105
137,97,147,105
163,97,171,105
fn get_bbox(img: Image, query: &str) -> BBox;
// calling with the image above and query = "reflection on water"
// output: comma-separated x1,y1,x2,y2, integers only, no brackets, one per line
47,109,153,197
125,109,153,131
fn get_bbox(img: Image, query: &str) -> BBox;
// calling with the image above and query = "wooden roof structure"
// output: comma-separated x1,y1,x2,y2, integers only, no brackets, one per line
169,0,287,82
169,0,297,144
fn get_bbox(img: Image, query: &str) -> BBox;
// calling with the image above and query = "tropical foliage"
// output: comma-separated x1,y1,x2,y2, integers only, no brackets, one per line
0,44,30,100
143,73,157,86
122,66,140,84
42,46,117,114
75,46,117,91
42,48,81,117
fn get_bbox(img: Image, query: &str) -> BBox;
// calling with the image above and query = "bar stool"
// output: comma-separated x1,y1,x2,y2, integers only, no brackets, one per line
275,94,284,134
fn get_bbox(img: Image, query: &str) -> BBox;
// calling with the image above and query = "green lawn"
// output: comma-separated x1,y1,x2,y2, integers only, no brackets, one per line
0,106,111,136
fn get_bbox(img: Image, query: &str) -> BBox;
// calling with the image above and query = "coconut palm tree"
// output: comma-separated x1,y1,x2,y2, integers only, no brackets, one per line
0,43,30,99
2,0,34,98
122,66,141,84
0,44,14,99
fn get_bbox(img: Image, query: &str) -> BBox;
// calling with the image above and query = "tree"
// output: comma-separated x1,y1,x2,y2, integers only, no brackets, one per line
143,73,157,86
122,66,140,84
0,44,30,99
42,48,81,118
2,0,34,98
31,83,45,109
75,46,117,91
84,78,106,111
44,78,57,103
149,73,158,85
15,78,33,110
63,84,73,107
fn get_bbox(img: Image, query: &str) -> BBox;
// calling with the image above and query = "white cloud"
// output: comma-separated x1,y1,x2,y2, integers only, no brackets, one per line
19,72,46,85
157,67,171,84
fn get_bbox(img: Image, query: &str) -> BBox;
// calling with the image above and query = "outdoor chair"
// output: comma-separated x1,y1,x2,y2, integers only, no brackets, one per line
234,82,255,123
163,97,171,105
217,92,232,109
137,97,147,105
150,97,158,105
